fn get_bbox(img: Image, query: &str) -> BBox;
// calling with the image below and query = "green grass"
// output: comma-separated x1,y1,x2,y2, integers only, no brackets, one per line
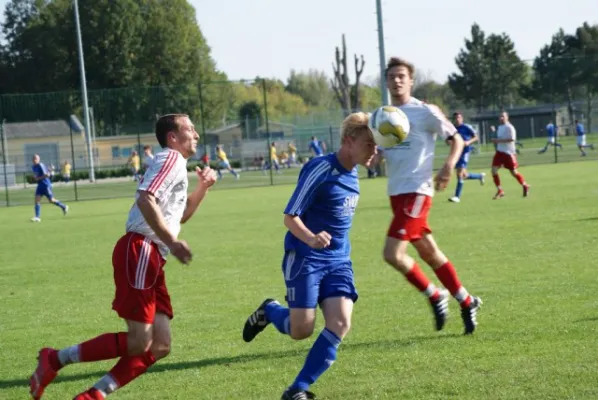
1,161,598,399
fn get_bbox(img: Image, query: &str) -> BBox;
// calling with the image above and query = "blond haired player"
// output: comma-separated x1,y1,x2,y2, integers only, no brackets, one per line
243,113,377,400
30,114,217,399
381,57,482,335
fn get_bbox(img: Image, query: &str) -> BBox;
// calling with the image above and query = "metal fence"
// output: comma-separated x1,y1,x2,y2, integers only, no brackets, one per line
1,81,597,207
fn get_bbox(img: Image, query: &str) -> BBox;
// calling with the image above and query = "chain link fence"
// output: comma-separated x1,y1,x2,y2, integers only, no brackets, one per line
1,81,597,207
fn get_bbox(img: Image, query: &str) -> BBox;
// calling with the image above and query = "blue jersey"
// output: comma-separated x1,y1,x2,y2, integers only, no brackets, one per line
576,123,585,136
455,124,476,153
546,123,556,137
32,163,51,188
309,140,323,156
284,153,359,261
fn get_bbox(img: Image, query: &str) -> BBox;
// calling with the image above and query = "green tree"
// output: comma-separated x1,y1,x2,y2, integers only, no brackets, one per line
448,23,489,111
532,29,579,122
238,101,261,139
285,69,334,109
566,23,598,132
0,0,227,131
484,33,529,109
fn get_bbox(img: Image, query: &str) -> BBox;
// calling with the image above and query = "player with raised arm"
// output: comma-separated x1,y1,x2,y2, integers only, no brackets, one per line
537,121,562,154
242,112,377,400
491,111,530,199
381,57,482,335
575,120,594,156
29,114,217,400
30,154,68,222
449,112,485,203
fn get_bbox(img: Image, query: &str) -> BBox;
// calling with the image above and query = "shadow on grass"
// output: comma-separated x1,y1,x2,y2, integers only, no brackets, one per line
0,333,463,390
575,217,598,222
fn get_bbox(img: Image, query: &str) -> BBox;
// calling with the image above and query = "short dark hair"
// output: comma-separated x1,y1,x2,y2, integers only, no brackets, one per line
385,57,415,78
155,114,188,148
453,112,462,118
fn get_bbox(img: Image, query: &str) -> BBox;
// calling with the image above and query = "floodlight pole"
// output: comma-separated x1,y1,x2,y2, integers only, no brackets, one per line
73,0,95,182
376,0,389,106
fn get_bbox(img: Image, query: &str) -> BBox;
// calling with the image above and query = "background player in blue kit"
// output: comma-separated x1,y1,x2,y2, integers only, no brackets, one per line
449,112,485,203
538,121,563,153
31,154,68,222
308,135,324,158
574,119,594,156
242,112,377,400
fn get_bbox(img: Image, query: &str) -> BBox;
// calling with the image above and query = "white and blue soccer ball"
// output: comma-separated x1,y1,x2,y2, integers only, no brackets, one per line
368,105,410,148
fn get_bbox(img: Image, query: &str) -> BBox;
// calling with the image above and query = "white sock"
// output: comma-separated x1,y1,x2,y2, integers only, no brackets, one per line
57,345,80,366
93,374,118,397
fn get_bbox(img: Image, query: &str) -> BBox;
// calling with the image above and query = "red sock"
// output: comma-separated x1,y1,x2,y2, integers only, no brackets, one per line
434,261,471,307
405,263,439,300
514,172,526,185
80,332,129,362
492,174,501,188
108,351,156,390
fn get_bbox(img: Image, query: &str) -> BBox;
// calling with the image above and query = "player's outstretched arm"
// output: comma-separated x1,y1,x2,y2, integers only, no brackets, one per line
284,214,331,249
181,166,217,224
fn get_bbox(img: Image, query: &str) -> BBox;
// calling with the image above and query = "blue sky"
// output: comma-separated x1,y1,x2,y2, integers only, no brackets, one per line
1,0,597,84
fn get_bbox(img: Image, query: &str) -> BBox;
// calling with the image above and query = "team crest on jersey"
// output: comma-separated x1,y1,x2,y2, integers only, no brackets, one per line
341,195,359,217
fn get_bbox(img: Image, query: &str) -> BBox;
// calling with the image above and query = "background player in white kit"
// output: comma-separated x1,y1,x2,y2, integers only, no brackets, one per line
30,114,217,400
491,111,530,199
380,57,482,335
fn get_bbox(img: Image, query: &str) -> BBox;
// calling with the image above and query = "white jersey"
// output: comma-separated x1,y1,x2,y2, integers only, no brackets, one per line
126,149,188,258
496,123,516,155
384,97,456,197
143,154,154,169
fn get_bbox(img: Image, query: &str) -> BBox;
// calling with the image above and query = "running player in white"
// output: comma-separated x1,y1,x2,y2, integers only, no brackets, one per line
491,111,530,199
380,57,482,335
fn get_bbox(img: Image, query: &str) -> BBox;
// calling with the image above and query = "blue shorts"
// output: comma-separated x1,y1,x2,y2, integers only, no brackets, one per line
281,251,358,309
35,185,53,200
455,152,471,169
219,160,231,169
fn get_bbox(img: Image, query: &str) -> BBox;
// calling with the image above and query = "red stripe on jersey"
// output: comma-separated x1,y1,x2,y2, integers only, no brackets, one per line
147,151,177,194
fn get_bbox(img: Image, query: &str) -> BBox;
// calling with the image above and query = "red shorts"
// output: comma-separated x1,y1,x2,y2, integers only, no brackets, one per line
111,232,172,324
492,152,518,170
387,193,432,242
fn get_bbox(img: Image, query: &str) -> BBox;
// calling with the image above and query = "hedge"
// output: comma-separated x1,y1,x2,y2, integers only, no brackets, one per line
24,160,242,184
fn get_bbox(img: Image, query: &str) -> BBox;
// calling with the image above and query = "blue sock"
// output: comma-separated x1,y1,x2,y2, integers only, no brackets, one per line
231,170,238,177
290,328,342,391
265,302,290,335
34,203,41,218
54,201,66,210
455,179,464,198
217,170,223,179
467,173,483,180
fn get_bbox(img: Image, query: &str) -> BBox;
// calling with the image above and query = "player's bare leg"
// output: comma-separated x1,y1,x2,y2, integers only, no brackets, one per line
281,298,352,400
412,234,482,334
491,166,505,199
383,236,449,331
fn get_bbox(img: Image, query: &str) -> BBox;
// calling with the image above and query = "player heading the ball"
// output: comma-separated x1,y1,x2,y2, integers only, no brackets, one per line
380,57,482,335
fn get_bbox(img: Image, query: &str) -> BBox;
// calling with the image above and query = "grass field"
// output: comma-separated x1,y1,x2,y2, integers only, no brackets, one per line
1,161,598,399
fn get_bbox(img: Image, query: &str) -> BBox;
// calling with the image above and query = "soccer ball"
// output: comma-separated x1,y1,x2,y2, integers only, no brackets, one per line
368,105,410,148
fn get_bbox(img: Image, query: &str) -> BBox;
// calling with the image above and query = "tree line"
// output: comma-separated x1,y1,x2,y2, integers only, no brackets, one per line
0,1,596,136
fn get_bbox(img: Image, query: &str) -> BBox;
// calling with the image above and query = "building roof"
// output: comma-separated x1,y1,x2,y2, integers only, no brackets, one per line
3,120,71,139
